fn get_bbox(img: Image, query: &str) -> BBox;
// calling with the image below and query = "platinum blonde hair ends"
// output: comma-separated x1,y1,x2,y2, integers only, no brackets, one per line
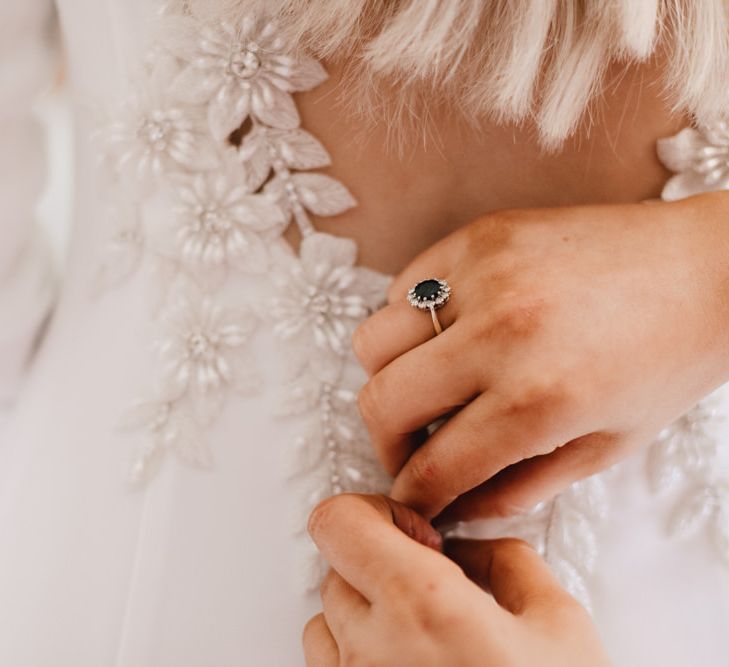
192,0,729,147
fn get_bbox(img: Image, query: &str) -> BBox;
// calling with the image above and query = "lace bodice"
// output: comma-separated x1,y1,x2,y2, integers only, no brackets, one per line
86,1,729,606
1,2,729,665
92,4,394,585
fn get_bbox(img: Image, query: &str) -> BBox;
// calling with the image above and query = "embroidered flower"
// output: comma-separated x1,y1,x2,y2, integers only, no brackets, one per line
658,121,729,200
271,233,388,355
166,16,327,140
107,73,219,185
158,295,258,422
172,160,286,277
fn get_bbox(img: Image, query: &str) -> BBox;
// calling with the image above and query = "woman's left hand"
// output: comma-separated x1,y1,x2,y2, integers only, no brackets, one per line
303,494,612,667
353,194,729,520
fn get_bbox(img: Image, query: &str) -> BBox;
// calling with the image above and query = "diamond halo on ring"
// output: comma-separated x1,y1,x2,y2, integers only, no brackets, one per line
407,278,451,334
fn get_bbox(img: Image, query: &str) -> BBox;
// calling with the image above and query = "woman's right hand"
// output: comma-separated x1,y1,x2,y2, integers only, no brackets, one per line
304,494,612,667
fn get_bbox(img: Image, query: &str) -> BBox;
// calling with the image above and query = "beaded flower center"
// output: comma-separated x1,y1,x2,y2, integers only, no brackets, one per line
305,288,341,319
195,208,232,236
187,330,218,361
139,115,173,151
229,47,261,79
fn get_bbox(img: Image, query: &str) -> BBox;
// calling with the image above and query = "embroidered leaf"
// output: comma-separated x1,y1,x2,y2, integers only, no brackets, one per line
174,431,214,469
668,487,715,537
288,57,328,91
293,173,357,216
548,504,597,575
647,438,683,493
263,175,293,222
277,378,322,416
251,83,300,129
299,232,358,270
564,475,609,521
91,232,144,295
273,129,331,170
118,400,170,432
237,133,272,192
287,431,326,478
549,558,592,613
208,86,250,141
656,127,705,173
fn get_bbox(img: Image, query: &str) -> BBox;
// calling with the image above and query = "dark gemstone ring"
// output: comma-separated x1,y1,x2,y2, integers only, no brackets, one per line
407,278,451,335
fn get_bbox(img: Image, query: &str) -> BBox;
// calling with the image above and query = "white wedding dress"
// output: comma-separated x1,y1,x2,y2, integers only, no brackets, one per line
1,2,728,666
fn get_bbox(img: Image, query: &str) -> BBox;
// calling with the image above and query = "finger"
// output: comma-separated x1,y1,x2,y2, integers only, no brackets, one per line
321,570,369,640
391,389,571,518
358,327,484,475
445,538,574,615
438,431,627,523
308,494,443,601
352,297,458,377
303,614,339,667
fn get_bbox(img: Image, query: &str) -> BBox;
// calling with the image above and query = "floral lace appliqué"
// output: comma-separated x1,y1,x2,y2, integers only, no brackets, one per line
648,399,729,565
94,4,729,599
96,5,390,521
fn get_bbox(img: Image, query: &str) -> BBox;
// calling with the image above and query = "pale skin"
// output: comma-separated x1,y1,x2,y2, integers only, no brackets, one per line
303,494,612,667
298,55,725,660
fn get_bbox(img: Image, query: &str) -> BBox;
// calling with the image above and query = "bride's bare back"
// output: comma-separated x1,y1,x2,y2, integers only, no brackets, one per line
297,59,685,274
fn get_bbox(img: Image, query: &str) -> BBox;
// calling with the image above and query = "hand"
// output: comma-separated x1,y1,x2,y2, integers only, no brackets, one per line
303,494,611,667
353,194,729,519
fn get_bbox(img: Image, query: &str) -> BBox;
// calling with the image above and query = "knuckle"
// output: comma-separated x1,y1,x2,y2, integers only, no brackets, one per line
463,291,549,352
357,376,386,427
302,614,323,646
488,293,549,342
319,570,335,600
404,454,441,497
308,494,386,541
499,376,575,433
386,278,406,305
340,648,374,667
307,495,348,539
351,320,373,366
381,572,416,604
467,213,513,249
408,570,463,632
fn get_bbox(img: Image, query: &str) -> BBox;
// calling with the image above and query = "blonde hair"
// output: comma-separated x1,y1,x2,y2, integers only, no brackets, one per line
188,0,729,148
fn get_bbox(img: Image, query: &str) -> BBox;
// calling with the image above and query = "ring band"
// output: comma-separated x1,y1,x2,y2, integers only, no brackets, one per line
407,278,451,335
